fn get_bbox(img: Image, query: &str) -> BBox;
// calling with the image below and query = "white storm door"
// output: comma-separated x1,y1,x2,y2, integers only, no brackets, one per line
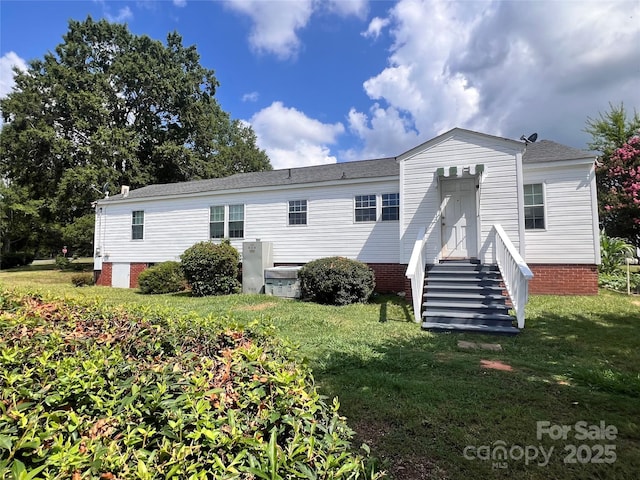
441,178,477,259
112,262,130,288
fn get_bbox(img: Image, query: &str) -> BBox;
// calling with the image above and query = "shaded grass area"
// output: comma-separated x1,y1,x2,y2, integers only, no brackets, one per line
1,268,639,479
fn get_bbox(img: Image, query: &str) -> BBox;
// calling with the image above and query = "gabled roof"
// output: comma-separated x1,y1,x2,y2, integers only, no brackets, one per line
522,140,595,163
103,157,399,202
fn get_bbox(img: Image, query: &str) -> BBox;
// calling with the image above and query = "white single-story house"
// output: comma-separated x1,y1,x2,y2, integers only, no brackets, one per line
94,128,600,331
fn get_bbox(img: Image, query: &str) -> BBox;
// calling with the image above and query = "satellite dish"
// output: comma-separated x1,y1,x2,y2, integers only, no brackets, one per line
520,133,538,144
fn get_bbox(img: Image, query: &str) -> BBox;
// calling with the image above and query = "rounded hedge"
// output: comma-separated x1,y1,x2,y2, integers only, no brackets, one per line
180,240,240,296
138,261,186,294
298,256,375,305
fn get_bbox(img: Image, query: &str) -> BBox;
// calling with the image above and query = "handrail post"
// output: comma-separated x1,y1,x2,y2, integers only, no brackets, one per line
406,227,427,323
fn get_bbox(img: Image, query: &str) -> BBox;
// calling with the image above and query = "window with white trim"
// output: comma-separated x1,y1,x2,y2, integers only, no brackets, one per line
381,193,400,221
132,210,144,240
210,206,225,239
355,195,377,222
288,200,307,225
524,183,545,230
209,204,245,238
228,204,244,238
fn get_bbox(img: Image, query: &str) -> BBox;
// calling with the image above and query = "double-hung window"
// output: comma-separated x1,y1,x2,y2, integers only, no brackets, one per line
209,204,244,238
381,193,400,221
132,210,144,240
210,206,225,239
355,195,377,222
288,200,307,225
524,184,545,230
228,205,244,238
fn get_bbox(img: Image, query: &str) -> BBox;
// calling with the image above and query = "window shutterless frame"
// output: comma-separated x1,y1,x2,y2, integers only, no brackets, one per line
288,200,307,225
523,183,545,230
131,210,144,240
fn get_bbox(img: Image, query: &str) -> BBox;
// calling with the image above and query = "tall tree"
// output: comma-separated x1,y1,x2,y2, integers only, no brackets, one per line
584,103,640,246
0,17,271,256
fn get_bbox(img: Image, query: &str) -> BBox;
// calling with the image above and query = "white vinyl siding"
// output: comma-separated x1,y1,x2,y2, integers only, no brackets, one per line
131,211,144,240
399,130,522,264
93,179,400,265
523,163,598,264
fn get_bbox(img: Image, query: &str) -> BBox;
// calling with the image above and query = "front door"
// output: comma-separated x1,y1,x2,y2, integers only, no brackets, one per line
441,178,477,259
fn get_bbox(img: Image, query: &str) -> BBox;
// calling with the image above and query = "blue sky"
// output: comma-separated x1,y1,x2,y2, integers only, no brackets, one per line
1,0,639,169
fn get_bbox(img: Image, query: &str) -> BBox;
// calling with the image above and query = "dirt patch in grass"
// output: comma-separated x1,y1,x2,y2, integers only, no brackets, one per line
632,300,640,307
351,420,448,480
480,359,514,371
236,302,278,311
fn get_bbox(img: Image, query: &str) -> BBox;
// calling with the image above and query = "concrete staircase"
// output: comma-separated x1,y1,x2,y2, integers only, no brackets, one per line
421,260,520,335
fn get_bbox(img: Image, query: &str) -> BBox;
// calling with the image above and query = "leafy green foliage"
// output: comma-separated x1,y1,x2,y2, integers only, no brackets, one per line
298,257,375,306
181,240,241,297
70,273,95,287
0,252,34,270
585,103,640,246
54,255,71,271
598,272,640,293
599,231,635,274
0,16,271,258
0,291,383,479
138,261,186,294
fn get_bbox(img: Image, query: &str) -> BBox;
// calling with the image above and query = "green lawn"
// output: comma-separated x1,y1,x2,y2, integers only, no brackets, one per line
1,265,639,479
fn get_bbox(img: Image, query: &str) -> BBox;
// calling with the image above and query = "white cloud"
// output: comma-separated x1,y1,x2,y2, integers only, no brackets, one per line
0,51,27,99
106,5,133,23
327,0,368,19
348,0,640,157
225,0,314,60
242,91,259,102
173,0,187,7
362,16,390,40
248,101,345,169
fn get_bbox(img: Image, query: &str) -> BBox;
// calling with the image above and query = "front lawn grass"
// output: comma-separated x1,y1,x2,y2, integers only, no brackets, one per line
1,267,639,479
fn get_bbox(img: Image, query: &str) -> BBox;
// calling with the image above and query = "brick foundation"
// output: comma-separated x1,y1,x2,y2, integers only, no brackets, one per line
130,263,148,288
367,263,408,295
95,262,112,286
528,264,598,295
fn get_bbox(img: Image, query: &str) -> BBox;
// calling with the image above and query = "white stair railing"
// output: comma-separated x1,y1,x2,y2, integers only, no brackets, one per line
493,224,534,328
406,227,428,323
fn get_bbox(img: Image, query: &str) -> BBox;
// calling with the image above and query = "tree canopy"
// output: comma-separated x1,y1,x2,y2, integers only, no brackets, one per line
585,103,640,247
0,17,271,257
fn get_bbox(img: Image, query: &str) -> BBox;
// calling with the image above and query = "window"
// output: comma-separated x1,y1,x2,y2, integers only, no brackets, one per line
228,204,244,238
524,184,545,229
288,200,307,225
210,206,225,239
381,193,400,221
132,210,144,240
355,195,377,222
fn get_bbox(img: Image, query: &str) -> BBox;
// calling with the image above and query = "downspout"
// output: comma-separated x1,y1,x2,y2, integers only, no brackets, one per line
589,161,601,264
515,150,526,258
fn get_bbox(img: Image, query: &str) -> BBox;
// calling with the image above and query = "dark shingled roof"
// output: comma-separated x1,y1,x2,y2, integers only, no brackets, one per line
103,138,596,202
105,157,399,201
523,140,595,163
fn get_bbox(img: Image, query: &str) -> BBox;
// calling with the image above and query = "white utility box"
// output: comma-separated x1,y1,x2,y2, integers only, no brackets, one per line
264,266,302,298
242,241,273,294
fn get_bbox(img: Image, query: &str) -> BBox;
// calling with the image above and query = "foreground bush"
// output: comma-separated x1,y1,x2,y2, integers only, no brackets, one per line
138,261,186,294
299,257,375,306
70,273,94,287
181,240,240,296
0,290,383,479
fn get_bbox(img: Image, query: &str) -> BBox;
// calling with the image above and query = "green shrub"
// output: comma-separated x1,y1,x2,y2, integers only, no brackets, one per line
0,251,34,269
0,291,383,479
299,256,375,305
599,271,640,293
181,240,240,296
71,273,94,287
138,261,186,294
600,231,635,274
54,254,71,270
